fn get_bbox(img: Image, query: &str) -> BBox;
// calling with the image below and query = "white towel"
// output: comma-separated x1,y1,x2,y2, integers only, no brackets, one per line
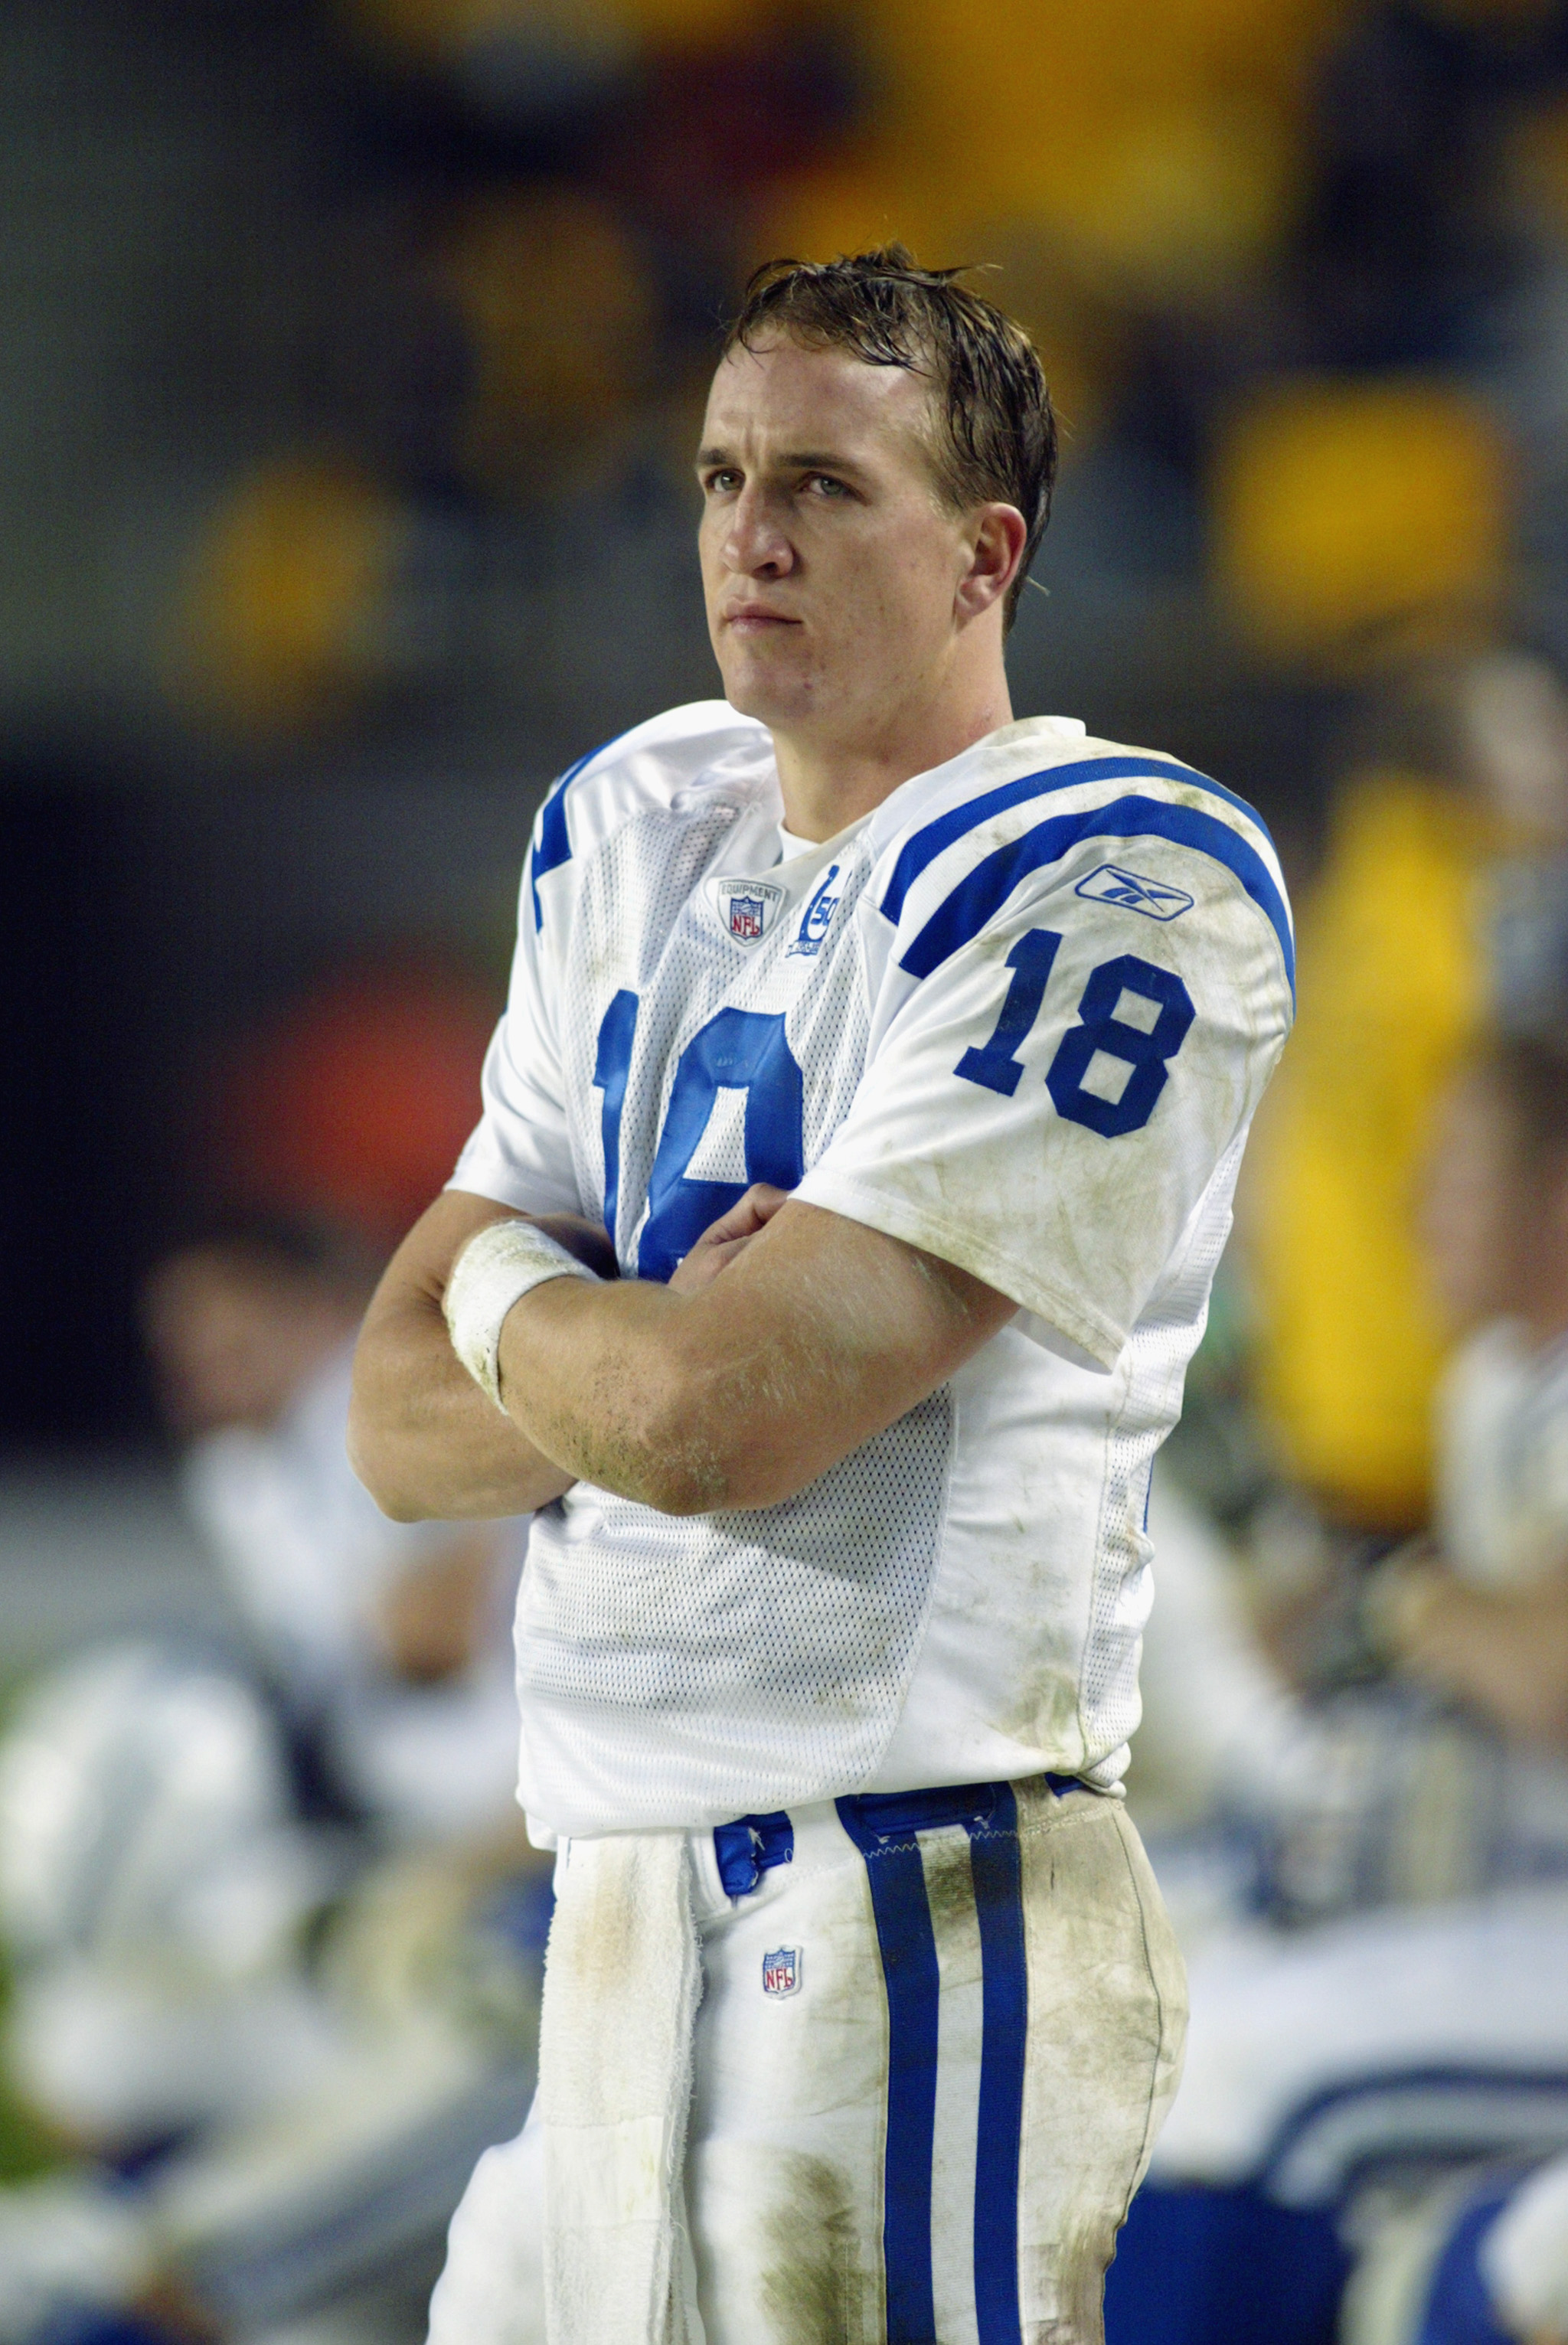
537,1831,704,2344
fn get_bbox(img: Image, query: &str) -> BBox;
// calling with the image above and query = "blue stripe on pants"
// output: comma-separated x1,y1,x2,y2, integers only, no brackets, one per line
966,1783,1027,2345
836,1795,942,2343
839,1782,1046,2343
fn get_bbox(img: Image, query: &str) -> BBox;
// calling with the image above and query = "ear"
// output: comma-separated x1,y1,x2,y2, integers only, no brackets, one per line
956,503,1028,624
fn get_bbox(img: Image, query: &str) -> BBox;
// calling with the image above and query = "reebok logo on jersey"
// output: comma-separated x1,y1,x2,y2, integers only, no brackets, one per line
762,1945,801,1997
1075,864,1195,922
710,876,785,946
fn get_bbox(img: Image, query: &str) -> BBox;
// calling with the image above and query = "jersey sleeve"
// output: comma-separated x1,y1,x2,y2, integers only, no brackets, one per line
446,795,583,1217
793,831,1293,1367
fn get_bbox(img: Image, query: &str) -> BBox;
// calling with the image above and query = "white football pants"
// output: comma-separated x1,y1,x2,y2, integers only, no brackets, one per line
427,1777,1185,2345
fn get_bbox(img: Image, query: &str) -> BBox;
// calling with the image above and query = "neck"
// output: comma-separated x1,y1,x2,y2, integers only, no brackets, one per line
771,665,1014,842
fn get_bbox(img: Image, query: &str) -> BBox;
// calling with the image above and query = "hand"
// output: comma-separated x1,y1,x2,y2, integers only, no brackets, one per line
668,1184,790,1295
528,1212,619,1281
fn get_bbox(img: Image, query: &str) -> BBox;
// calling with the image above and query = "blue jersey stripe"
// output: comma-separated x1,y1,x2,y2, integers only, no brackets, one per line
900,795,1295,996
966,1785,1028,2345
529,734,617,930
880,755,1276,928
836,1797,942,2343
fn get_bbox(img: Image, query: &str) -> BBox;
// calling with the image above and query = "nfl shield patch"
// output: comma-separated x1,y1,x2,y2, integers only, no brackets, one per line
762,1945,801,1997
710,875,785,946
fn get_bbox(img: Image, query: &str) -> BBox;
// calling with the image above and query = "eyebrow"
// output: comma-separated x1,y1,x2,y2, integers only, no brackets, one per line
695,446,865,475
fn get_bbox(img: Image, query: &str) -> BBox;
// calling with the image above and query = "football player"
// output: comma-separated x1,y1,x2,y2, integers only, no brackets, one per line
350,247,1295,2345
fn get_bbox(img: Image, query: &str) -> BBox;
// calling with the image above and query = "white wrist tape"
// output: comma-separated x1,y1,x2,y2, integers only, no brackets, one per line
443,1218,598,1411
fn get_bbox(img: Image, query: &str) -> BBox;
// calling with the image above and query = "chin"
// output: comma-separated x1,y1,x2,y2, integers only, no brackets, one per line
716,653,813,731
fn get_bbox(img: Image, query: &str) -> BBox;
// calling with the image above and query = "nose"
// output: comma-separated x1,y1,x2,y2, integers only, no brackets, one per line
721,482,794,580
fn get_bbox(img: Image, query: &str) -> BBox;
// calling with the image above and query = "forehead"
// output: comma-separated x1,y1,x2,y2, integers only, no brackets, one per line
701,335,939,469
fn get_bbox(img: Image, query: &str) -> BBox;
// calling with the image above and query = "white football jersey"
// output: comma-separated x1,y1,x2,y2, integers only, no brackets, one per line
451,701,1294,1837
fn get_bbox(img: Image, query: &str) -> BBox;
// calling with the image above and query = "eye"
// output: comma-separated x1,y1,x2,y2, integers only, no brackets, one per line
804,472,851,498
703,467,742,495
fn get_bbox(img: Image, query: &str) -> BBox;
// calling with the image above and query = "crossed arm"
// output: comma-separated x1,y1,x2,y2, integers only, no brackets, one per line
348,1184,1016,1524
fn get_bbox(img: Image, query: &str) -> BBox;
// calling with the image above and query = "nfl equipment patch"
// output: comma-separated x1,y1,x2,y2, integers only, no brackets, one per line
1074,863,1194,921
762,1945,801,1997
710,876,786,946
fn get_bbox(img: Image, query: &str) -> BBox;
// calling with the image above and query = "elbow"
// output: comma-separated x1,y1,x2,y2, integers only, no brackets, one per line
640,1458,733,1518
647,1441,803,1515
364,1480,431,1526
605,1425,729,1518
345,1397,433,1525
590,1358,743,1517
603,1362,792,1517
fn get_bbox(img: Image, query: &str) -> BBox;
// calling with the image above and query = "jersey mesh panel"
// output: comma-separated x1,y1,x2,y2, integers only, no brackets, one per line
1078,1137,1245,1754
518,1388,955,1827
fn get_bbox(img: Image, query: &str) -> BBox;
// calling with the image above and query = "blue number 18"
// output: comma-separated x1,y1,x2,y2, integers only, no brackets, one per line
956,933,1195,1138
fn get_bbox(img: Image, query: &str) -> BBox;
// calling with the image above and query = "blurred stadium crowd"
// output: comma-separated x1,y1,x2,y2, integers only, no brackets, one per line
8,0,1568,2340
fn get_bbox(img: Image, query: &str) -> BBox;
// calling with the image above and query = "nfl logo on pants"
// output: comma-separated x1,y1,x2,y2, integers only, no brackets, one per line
762,1945,800,1997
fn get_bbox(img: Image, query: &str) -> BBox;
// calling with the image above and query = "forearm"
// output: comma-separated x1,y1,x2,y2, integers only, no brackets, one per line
358,1189,1011,1523
495,1275,743,1512
350,1287,575,1520
495,1199,1012,1513
348,1192,580,1522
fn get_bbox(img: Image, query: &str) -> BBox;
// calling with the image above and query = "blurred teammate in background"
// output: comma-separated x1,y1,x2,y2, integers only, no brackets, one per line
0,1214,548,2345
0,1638,542,2345
1119,1030,1568,2345
1370,1035,1568,1748
0,950,555,2345
142,1214,524,1842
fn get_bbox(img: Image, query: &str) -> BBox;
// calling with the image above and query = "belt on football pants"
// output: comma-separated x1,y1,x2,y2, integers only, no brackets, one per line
710,1773,1082,1897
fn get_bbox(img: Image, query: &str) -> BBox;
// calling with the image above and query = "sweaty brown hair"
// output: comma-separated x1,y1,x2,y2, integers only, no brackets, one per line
724,244,1056,633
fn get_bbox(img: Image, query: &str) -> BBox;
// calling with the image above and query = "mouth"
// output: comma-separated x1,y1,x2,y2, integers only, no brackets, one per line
723,606,802,635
